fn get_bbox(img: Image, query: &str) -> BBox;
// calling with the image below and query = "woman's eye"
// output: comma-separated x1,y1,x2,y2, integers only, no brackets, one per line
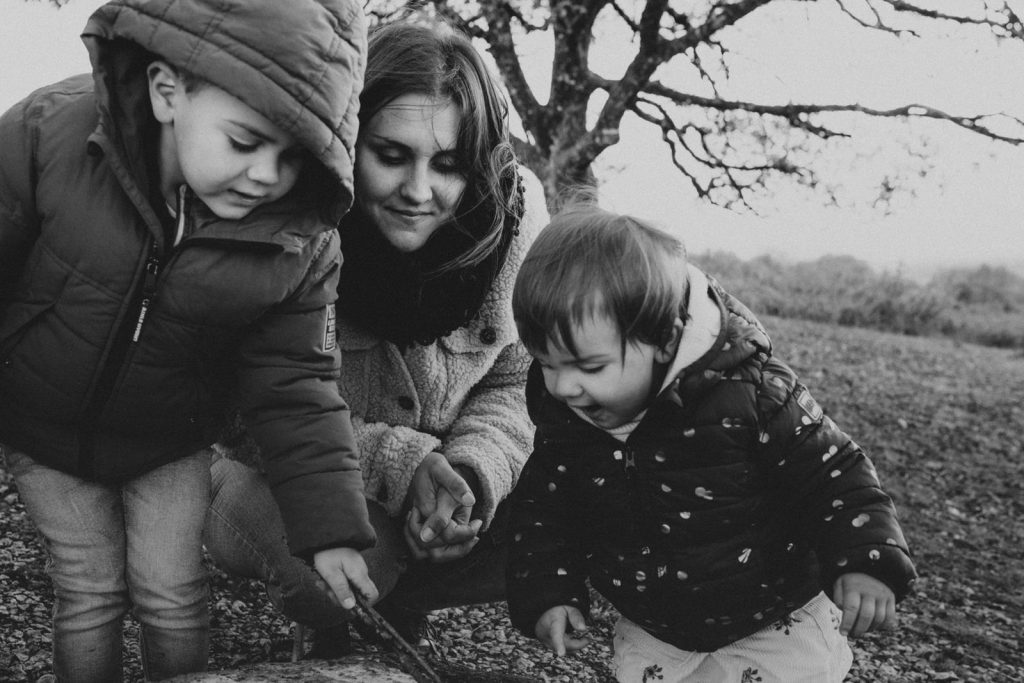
229,138,260,153
581,366,604,375
370,146,405,166
433,156,463,174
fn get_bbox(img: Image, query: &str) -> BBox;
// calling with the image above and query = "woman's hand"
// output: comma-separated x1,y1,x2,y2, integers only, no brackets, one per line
312,546,379,609
405,452,482,561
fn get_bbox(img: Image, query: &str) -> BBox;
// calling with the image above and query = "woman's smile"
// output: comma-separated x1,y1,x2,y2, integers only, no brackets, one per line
354,93,467,253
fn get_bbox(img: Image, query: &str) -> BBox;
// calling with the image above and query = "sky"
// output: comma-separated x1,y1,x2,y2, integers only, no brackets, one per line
2,0,1023,281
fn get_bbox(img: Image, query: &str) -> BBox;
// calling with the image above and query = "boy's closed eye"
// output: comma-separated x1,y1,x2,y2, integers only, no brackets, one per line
228,137,261,153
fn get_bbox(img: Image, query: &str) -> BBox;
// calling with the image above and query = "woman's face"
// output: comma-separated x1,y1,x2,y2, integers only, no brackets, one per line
354,93,468,253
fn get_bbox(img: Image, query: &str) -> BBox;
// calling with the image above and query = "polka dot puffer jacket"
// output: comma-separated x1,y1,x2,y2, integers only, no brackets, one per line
507,275,917,653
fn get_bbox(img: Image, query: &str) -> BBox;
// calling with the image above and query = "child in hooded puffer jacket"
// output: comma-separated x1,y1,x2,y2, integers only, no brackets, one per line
0,0,375,679
507,204,917,682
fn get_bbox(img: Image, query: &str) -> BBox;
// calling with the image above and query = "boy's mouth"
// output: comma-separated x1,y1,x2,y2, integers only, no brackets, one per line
230,189,265,203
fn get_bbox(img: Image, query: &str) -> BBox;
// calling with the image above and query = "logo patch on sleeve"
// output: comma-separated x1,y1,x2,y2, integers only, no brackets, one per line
323,305,336,352
796,389,823,422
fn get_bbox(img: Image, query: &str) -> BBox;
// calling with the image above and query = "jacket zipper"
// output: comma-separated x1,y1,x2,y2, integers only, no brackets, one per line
131,185,186,342
78,237,163,476
131,243,161,342
620,446,661,598
77,189,183,476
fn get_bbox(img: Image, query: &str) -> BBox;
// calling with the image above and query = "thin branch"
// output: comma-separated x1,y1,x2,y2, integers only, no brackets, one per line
662,0,775,57
608,0,640,33
631,96,808,210
871,0,1024,39
835,0,914,35
641,80,1024,145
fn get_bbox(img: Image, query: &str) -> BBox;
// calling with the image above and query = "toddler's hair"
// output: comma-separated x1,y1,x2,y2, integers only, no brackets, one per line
512,201,688,357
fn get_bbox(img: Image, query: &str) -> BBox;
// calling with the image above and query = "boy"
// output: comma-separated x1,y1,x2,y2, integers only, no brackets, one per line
507,204,917,681
0,0,375,679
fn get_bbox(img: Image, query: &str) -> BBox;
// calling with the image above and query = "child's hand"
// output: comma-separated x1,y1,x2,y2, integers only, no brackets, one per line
312,547,379,610
832,572,896,638
535,605,589,656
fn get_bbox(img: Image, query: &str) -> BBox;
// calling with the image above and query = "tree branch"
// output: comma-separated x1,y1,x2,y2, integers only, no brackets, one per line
477,0,543,135
871,0,1024,39
640,80,1024,145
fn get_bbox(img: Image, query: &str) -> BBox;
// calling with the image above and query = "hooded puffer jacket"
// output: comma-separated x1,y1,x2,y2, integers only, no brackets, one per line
0,0,371,556
507,267,917,652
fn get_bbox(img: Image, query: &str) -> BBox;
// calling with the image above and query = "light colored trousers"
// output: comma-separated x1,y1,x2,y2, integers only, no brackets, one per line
4,446,211,683
613,592,853,683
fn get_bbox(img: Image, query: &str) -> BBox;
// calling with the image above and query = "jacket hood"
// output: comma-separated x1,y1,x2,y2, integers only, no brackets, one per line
81,0,366,223
659,265,771,393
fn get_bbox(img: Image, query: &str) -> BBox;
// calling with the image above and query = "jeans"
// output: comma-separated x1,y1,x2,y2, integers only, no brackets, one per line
3,446,211,683
204,455,507,629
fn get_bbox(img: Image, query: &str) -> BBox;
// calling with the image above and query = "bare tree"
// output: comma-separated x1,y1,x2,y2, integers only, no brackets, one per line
365,0,1024,209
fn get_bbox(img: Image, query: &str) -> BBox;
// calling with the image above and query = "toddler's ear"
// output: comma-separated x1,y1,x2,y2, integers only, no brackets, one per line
655,317,685,363
147,60,180,124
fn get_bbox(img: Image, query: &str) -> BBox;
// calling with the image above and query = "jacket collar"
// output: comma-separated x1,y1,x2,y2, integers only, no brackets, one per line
658,264,722,392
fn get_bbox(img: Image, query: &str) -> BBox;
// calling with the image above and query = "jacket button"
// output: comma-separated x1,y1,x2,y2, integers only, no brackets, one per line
397,396,415,410
479,327,497,345
1,359,10,368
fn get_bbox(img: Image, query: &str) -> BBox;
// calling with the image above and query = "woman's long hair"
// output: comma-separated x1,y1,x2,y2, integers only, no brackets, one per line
357,20,521,273
337,20,525,345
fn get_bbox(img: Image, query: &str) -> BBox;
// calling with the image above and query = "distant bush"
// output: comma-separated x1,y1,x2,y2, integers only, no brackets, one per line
692,253,1024,350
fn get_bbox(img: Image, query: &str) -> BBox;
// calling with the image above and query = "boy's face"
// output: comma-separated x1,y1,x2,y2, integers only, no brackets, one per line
149,63,308,220
533,314,675,430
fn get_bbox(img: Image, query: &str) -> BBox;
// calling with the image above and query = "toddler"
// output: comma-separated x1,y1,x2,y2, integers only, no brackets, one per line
507,204,917,682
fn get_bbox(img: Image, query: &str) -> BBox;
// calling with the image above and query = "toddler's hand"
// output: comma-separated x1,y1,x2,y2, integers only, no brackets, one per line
313,546,379,610
832,572,896,638
535,605,589,656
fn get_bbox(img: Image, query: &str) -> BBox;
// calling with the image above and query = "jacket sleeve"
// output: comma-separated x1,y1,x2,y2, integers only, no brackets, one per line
236,231,374,558
351,337,533,529
353,174,547,526
439,337,534,526
757,357,917,600
0,94,41,298
506,442,591,639
444,170,548,525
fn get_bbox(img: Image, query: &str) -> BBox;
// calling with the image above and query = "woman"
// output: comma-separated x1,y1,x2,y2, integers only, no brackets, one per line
204,19,547,656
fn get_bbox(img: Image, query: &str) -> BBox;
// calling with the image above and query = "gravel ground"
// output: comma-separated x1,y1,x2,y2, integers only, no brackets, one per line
3,316,1023,682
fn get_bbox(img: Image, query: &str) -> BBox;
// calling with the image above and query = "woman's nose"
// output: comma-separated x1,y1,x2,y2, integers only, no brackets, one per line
399,164,432,204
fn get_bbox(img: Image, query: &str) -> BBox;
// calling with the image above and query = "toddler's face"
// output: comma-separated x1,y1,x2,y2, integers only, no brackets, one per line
157,82,307,220
533,314,663,429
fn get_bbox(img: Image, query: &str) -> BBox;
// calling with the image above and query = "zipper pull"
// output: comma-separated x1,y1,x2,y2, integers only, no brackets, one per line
132,298,151,342
616,448,636,473
133,242,162,343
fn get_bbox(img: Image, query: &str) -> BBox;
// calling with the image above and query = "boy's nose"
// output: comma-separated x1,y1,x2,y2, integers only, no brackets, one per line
247,152,280,185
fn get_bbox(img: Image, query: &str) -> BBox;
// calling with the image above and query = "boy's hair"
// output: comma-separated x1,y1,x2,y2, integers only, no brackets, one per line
513,201,688,357
174,66,207,93
361,20,519,274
